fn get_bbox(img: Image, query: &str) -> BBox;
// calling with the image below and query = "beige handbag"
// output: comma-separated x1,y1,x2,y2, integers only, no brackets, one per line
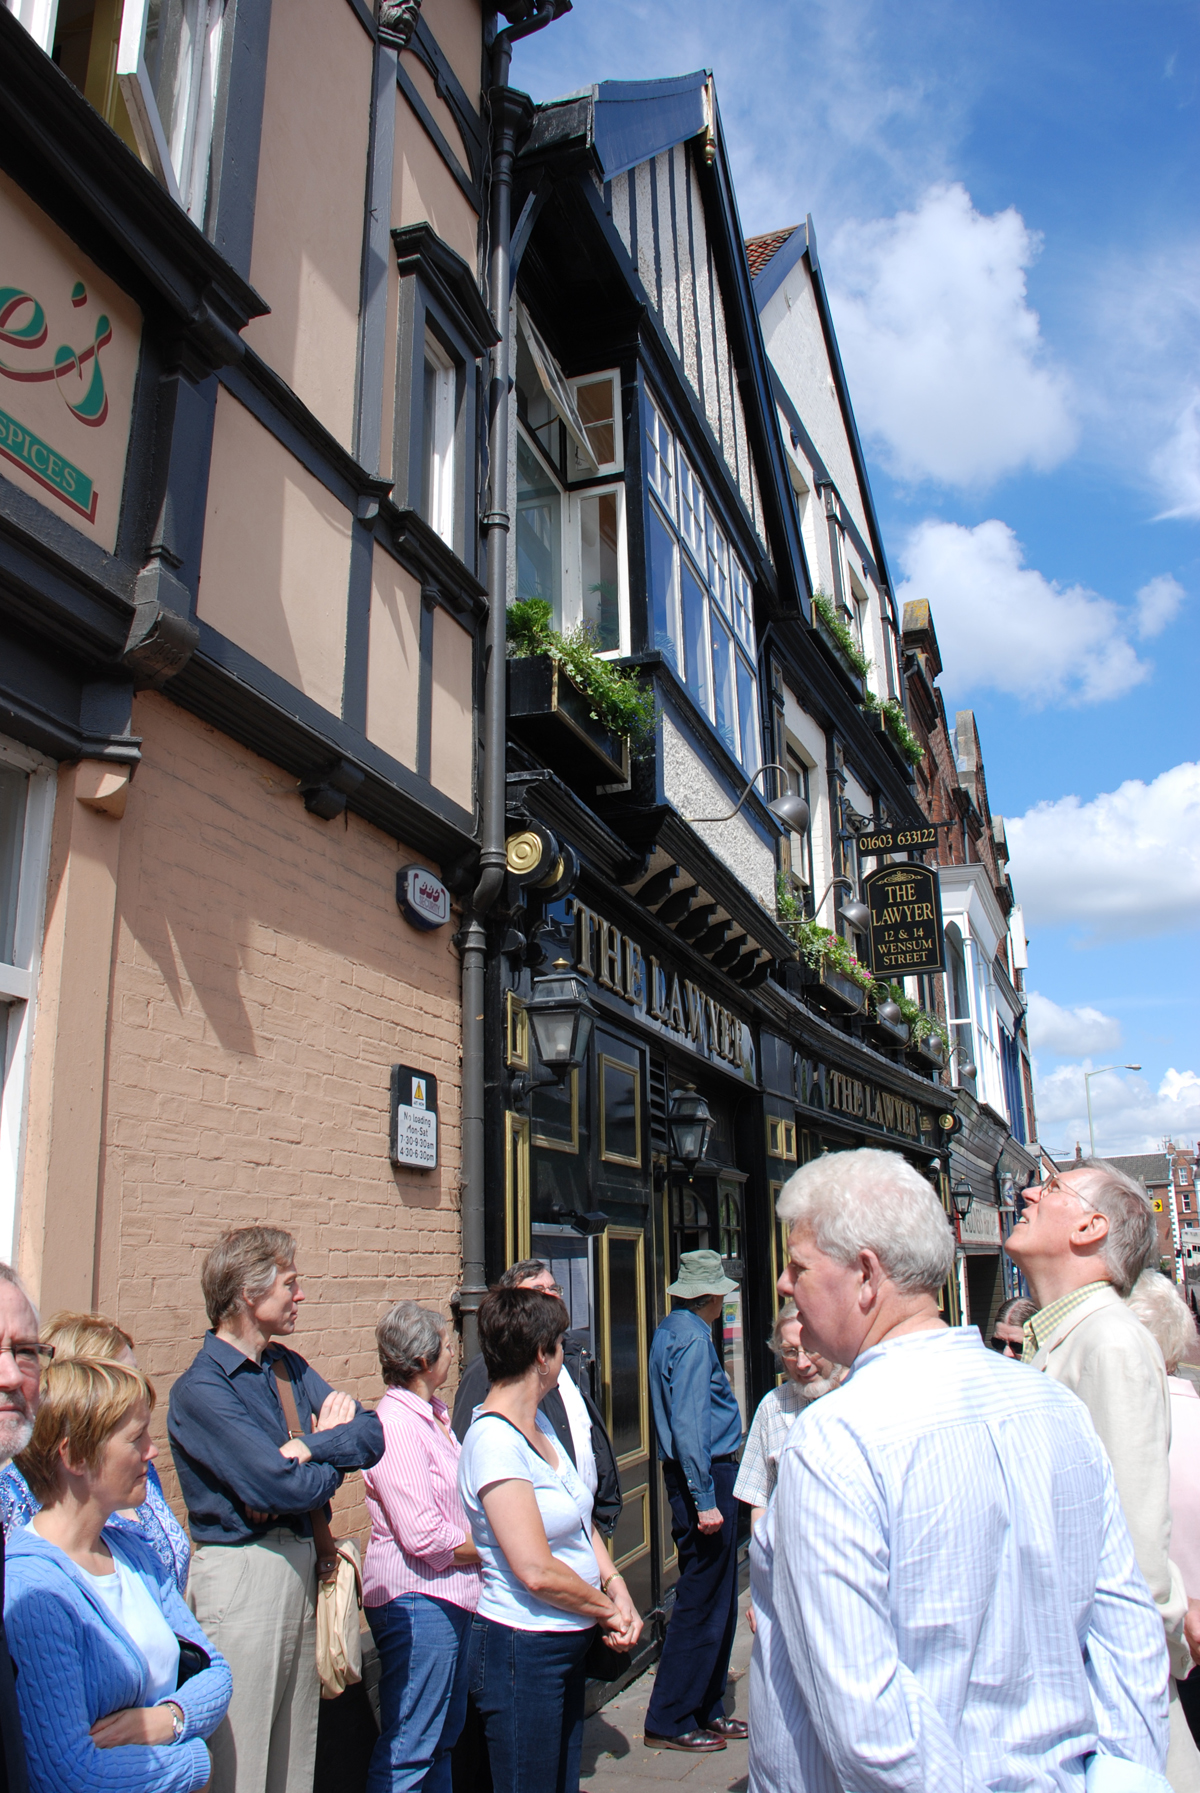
272,1360,364,1699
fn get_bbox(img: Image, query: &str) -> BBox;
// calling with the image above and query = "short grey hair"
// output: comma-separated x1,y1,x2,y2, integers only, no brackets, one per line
1072,1158,1159,1296
777,1149,956,1295
0,1262,37,1323
376,1301,448,1387
1127,1269,1198,1373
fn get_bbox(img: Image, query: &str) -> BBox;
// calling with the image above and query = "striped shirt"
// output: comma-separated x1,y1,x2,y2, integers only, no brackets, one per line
362,1387,481,1613
748,1326,1168,1793
1022,1279,1111,1361
733,1381,811,1510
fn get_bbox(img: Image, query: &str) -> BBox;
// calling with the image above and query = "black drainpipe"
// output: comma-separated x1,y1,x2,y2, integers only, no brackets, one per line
458,1,569,1363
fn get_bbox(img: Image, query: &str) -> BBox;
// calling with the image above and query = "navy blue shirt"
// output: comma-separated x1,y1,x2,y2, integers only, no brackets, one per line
648,1308,743,1509
168,1333,384,1545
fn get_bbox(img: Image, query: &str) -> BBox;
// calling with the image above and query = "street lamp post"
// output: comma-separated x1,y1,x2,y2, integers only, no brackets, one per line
1084,1064,1141,1157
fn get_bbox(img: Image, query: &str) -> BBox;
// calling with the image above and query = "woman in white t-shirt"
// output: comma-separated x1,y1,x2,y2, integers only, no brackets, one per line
458,1288,642,1793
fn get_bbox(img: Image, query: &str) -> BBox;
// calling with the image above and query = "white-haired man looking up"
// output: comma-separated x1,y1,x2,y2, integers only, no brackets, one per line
1006,1158,1199,1787
749,1148,1170,1793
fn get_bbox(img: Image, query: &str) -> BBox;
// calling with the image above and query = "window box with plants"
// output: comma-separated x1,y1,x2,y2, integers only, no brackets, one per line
861,693,924,778
506,599,656,791
810,592,868,697
776,886,871,1016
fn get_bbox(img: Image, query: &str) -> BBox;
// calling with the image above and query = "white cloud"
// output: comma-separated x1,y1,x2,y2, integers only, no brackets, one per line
1151,395,1200,521
1135,574,1186,638
1005,762,1200,939
1033,1062,1200,1159
825,184,1076,488
897,518,1150,705
1026,993,1121,1058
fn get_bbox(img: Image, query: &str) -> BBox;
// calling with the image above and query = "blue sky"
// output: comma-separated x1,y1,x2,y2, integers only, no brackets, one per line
512,0,1200,1156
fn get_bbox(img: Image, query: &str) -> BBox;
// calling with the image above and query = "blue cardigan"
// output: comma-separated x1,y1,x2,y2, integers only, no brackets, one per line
4,1524,231,1793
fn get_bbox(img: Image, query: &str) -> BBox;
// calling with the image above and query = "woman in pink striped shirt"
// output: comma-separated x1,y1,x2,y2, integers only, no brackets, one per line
362,1302,481,1792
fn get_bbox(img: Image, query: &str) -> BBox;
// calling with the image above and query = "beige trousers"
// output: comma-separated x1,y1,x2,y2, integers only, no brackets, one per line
188,1530,319,1793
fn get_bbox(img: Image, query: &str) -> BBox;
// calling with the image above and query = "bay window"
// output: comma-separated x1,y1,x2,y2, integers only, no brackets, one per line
644,391,761,775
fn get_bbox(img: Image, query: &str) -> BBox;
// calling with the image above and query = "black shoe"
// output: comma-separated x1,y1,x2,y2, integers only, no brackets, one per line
704,1717,748,1739
644,1729,728,1752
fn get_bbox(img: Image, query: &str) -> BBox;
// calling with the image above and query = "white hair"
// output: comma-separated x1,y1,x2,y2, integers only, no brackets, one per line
1127,1269,1199,1373
1071,1159,1159,1296
777,1149,955,1295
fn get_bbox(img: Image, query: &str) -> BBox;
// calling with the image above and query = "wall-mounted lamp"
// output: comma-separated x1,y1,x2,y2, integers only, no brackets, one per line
547,1204,610,1237
685,763,810,834
806,873,870,933
507,959,597,1107
668,1085,714,1174
951,1177,975,1219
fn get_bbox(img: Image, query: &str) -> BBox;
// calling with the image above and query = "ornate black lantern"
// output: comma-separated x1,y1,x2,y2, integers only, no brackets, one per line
951,1177,975,1219
523,959,596,1078
668,1085,714,1173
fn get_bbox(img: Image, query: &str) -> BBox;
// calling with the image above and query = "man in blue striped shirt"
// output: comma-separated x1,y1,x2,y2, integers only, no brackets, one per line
749,1149,1170,1793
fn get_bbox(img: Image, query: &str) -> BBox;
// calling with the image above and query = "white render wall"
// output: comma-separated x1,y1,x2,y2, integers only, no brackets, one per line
662,713,775,910
757,259,870,550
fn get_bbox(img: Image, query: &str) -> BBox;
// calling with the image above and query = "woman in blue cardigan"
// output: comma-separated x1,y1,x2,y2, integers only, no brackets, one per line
4,1356,230,1793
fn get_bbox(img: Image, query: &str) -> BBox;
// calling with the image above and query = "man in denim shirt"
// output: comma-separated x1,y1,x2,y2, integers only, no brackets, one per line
644,1250,744,1755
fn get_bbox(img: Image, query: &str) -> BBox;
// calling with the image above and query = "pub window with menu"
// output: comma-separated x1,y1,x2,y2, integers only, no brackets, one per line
644,390,761,775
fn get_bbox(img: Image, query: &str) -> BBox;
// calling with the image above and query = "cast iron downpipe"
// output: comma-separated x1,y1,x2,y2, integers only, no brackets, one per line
459,1,569,1363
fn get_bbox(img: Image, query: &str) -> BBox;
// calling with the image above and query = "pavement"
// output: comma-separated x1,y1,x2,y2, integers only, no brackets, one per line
580,1593,754,1790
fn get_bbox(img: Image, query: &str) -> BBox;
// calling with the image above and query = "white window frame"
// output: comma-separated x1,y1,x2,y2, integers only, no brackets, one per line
516,421,630,656
422,327,457,548
567,369,623,479
563,482,630,657
4,0,59,52
0,737,55,1267
117,0,225,220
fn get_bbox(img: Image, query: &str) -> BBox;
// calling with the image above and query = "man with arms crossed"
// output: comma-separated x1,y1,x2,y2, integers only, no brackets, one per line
750,1149,1169,1793
1006,1158,1198,1787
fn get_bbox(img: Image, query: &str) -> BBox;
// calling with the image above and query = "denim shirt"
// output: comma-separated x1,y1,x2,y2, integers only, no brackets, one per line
168,1332,384,1545
649,1309,742,1508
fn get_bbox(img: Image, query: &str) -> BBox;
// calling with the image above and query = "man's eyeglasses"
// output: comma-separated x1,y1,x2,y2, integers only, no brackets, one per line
988,1337,1022,1356
0,1340,54,1375
779,1348,806,1362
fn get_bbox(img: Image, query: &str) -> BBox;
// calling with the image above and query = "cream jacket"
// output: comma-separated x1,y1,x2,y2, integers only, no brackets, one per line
1031,1280,1190,1678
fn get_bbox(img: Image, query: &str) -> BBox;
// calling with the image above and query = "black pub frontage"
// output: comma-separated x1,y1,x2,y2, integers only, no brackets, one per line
484,798,956,1667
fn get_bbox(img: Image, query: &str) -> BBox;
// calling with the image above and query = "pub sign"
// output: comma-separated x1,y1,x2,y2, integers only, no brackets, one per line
862,863,945,977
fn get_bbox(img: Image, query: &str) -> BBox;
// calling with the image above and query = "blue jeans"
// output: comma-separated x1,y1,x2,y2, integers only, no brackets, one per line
468,1615,595,1793
366,1593,473,1793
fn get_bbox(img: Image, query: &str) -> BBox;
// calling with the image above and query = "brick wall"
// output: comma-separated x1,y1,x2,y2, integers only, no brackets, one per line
93,692,463,1542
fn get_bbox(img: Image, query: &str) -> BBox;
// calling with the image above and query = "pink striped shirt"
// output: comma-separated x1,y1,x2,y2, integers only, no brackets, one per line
362,1387,481,1613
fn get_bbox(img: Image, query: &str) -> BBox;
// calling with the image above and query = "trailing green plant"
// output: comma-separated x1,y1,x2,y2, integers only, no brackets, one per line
860,692,925,764
506,597,657,753
783,915,875,992
775,871,804,924
812,591,872,680
876,982,949,1050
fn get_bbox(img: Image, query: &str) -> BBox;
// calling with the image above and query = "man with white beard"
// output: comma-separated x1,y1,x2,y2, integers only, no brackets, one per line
749,1149,1171,1793
0,1263,42,1793
735,1302,844,1533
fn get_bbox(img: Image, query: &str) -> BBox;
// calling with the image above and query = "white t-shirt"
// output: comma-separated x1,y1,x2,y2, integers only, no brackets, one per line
74,1540,180,1702
458,1410,599,1631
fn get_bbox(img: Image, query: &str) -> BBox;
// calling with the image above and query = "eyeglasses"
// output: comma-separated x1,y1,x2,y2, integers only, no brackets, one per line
988,1337,1020,1355
779,1348,806,1362
0,1340,54,1375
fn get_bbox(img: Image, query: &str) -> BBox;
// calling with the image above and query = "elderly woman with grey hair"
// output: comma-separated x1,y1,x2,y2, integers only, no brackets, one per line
361,1301,480,1793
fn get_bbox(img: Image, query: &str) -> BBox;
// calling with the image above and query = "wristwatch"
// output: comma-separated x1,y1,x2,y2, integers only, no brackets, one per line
164,1702,185,1743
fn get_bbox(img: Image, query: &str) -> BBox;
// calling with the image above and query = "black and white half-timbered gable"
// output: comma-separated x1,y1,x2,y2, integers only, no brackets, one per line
488,69,956,1658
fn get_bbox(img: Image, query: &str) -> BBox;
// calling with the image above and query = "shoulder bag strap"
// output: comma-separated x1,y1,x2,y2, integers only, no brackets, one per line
271,1357,339,1575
